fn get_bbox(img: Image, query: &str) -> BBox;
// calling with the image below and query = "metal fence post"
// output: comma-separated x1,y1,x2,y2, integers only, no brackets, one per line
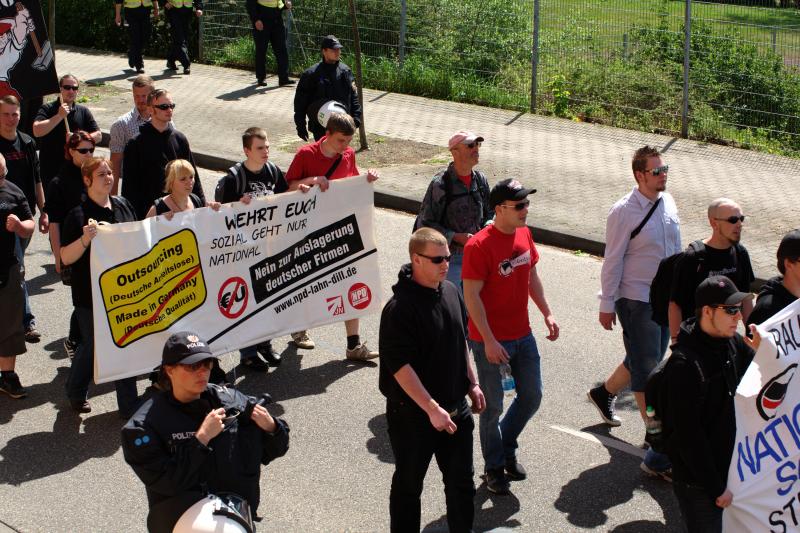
48,0,55,45
681,0,691,139
348,0,369,150
530,0,540,113
198,6,205,62
399,0,407,67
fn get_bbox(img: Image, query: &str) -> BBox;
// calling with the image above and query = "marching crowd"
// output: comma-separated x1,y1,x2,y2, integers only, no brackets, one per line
1,33,797,533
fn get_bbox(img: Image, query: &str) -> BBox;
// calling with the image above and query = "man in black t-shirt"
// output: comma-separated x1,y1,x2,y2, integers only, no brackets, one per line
379,228,485,533
215,127,288,370
0,95,46,342
668,198,755,341
32,75,101,191
0,153,35,399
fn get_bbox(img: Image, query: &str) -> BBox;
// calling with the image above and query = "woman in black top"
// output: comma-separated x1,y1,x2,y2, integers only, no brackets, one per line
145,159,219,219
60,157,139,416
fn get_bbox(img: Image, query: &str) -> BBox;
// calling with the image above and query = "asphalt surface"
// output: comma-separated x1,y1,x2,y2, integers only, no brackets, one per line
0,163,683,532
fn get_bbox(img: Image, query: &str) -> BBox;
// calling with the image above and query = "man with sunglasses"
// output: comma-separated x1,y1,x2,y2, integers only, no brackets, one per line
122,89,205,219
0,95,45,343
589,145,680,482
463,178,559,495
660,276,756,533
32,74,101,192
668,198,754,342
122,331,289,532
417,130,492,289
379,227,485,532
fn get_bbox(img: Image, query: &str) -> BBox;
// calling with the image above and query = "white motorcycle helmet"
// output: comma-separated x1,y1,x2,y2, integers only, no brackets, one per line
316,100,348,129
173,493,254,533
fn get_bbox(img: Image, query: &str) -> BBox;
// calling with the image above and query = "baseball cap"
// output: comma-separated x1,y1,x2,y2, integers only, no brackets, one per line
321,35,343,50
490,178,537,208
448,130,484,150
161,331,217,366
777,229,800,271
695,275,752,308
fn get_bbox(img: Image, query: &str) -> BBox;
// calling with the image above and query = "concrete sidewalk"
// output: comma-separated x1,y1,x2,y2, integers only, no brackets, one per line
57,46,800,279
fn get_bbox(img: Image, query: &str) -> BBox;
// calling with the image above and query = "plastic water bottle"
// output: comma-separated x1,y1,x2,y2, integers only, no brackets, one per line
500,364,515,397
645,406,664,450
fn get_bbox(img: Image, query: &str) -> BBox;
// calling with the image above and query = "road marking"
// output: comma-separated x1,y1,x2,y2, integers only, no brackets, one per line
550,425,646,458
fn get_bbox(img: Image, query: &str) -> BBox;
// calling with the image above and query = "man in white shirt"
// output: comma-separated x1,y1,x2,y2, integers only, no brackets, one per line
109,75,155,194
588,145,681,480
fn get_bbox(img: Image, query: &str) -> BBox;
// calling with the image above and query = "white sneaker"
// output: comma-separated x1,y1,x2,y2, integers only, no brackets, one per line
291,331,315,350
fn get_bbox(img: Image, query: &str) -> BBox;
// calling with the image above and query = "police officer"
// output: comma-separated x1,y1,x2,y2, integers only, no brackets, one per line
247,0,293,87
165,0,203,75
294,35,362,141
115,0,159,73
122,331,290,533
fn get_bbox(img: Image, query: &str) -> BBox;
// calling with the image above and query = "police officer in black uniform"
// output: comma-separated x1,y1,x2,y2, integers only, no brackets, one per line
122,331,290,533
114,0,159,73
164,0,203,75
293,35,362,141
246,0,293,87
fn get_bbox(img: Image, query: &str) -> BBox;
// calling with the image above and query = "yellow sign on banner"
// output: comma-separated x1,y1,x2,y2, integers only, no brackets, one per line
99,229,207,347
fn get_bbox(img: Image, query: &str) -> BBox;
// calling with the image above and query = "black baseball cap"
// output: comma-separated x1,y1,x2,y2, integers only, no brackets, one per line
695,275,752,308
321,35,343,50
777,229,800,273
490,178,536,208
161,331,217,366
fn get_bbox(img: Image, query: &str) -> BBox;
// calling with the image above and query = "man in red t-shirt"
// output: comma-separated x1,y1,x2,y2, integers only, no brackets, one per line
462,178,560,495
285,112,379,360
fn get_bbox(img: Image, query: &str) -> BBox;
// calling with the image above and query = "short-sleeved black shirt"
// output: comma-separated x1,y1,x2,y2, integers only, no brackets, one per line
0,180,32,269
670,243,755,317
35,101,99,186
215,162,288,203
45,162,85,224
0,132,40,216
61,196,136,309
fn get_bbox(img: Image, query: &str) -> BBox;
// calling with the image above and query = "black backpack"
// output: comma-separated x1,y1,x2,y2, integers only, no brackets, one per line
412,173,488,232
649,240,705,326
643,349,707,453
214,162,281,202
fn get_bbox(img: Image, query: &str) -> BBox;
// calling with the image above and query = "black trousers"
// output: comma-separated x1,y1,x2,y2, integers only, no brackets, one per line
673,481,722,533
386,399,475,533
167,7,193,68
125,6,152,69
252,9,289,82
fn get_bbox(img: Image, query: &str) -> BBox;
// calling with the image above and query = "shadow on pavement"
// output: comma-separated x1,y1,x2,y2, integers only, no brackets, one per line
217,83,279,101
365,413,393,464
25,262,60,297
422,485,521,532
85,71,137,86
553,445,681,531
0,408,122,486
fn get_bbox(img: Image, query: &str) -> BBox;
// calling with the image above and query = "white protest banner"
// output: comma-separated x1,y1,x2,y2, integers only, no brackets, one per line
724,298,800,532
90,176,381,383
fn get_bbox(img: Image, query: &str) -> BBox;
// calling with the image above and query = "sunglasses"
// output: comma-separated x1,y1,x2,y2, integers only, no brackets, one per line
179,359,214,372
465,141,482,149
646,165,669,176
714,215,746,224
61,85,79,91
417,253,451,264
499,199,530,211
154,103,176,110
75,147,94,154
711,305,743,316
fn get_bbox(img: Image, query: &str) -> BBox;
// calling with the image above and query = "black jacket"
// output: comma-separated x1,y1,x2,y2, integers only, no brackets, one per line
122,123,205,219
294,60,361,138
379,264,470,410
44,161,85,224
122,384,289,533
747,275,798,328
663,318,753,499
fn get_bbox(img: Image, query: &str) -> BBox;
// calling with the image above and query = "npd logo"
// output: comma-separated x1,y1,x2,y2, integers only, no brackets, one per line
348,283,372,310
756,363,798,421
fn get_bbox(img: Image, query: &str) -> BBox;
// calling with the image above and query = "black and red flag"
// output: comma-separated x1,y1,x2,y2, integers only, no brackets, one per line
0,0,57,99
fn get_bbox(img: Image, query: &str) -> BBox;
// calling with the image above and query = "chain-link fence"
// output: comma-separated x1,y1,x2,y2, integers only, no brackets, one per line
200,0,800,157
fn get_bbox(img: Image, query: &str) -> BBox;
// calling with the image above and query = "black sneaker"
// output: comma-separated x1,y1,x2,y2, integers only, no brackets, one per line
587,385,621,427
256,79,267,87
25,325,41,343
505,458,527,481
241,356,270,372
257,342,281,366
183,67,191,75
0,372,27,399
69,398,91,413
166,61,178,71
278,79,295,86
484,468,510,495
64,338,78,359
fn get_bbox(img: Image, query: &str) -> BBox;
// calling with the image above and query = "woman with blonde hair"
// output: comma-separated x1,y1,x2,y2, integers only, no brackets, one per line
145,159,219,219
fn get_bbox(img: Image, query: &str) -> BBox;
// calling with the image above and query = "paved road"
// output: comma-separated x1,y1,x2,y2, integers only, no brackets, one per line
0,166,682,531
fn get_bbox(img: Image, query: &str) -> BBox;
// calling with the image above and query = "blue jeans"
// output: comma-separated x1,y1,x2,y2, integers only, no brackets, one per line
673,481,722,533
470,333,543,471
445,250,463,290
67,307,139,415
14,236,34,329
